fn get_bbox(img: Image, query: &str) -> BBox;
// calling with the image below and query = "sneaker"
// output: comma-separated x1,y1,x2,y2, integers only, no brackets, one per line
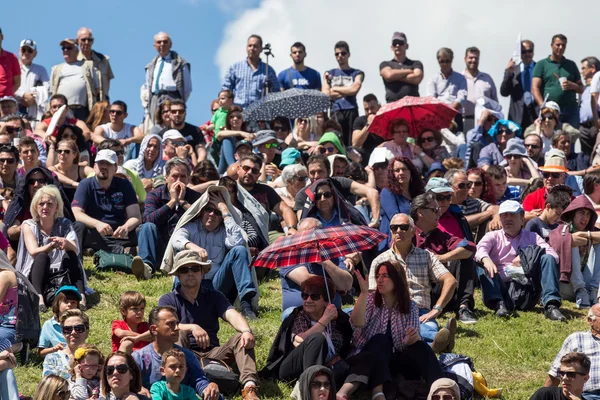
143,263,153,280
494,301,510,318
445,317,457,353
576,288,591,309
458,307,477,324
431,328,450,354
131,256,145,280
545,305,566,322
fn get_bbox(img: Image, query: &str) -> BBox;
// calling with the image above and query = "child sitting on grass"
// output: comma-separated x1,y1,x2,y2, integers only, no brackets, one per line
37,286,81,357
150,349,197,400
69,344,104,400
111,291,152,352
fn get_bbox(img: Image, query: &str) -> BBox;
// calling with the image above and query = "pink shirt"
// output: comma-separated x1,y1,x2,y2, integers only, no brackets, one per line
475,229,558,282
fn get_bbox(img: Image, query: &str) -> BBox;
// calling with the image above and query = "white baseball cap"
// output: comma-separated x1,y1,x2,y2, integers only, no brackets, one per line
163,129,185,142
95,149,117,165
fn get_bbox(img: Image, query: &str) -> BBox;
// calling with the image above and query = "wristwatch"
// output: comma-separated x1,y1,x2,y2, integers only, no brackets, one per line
241,329,253,334
433,305,443,312
222,212,232,219
419,152,426,157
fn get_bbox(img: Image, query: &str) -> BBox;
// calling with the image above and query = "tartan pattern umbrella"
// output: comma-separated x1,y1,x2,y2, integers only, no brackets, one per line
242,88,330,121
369,96,458,140
253,224,387,269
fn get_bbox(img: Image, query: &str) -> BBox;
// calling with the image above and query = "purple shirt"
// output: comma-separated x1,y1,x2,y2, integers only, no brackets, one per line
475,229,558,282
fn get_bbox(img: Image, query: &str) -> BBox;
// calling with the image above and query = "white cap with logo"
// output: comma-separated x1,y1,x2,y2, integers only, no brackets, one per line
95,149,117,165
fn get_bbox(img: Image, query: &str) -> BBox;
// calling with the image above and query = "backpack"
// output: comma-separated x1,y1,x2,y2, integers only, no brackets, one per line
199,358,240,395
14,270,41,344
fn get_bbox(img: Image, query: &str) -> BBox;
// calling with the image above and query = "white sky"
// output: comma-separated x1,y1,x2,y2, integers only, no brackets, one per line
216,0,600,117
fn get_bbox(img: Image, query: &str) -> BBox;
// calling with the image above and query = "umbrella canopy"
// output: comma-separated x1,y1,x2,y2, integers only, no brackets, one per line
369,96,458,140
242,88,330,121
253,224,387,269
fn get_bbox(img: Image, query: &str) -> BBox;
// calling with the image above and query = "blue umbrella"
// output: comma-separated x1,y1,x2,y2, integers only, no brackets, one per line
242,88,330,121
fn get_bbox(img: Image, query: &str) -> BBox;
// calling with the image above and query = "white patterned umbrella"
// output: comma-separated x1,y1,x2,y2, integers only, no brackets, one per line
242,88,330,121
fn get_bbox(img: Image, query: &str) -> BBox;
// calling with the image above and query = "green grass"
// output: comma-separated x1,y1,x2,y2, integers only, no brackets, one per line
14,259,590,399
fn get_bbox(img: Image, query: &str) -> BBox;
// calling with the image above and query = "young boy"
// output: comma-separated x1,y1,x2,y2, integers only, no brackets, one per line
524,189,572,240
150,349,197,400
202,90,233,136
111,291,152,352
38,286,81,357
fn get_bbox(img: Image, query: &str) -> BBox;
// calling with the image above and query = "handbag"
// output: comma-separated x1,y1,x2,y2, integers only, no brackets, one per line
199,357,240,395
93,250,133,273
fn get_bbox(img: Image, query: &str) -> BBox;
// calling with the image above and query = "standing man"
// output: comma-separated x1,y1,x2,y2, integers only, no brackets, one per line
322,41,364,146
145,32,192,125
277,42,321,90
579,57,600,156
159,99,206,162
532,34,583,128
222,34,279,109
0,27,21,98
462,47,498,132
500,40,538,129
379,32,424,103
14,39,48,125
352,94,384,157
76,27,113,100
50,39,100,121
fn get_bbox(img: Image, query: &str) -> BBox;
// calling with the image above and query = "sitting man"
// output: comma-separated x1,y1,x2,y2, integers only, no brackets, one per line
532,352,590,400
158,250,259,400
96,139,146,203
524,188,571,241
367,213,458,352
545,304,600,398
130,305,221,399
523,149,570,212
0,144,18,190
137,157,201,280
280,218,353,319
162,129,197,166
72,149,141,256
462,99,503,168
583,170,600,212
171,187,258,319
476,200,564,321
410,193,477,324
486,165,520,204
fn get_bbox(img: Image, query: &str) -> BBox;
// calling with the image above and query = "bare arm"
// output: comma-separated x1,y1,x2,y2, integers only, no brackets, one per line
380,67,411,82
331,74,364,97
72,206,103,229
273,201,298,234
22,224,54,256
545,375,560,387
12,75,21,93
436,272,458,309
321,260,353,292
91,126,106,145
75,119,92,141
532,77,544,106
196,144,206,162
349,181,380,224
122,204,142,232
129,126,144,144
224,308,252,332
404,69,424,85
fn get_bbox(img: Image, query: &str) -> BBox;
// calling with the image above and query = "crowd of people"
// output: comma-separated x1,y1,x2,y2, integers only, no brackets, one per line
1,23,600,400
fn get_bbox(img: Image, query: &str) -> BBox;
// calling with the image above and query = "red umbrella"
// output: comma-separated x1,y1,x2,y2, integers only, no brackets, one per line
253,224,387,269
369,96,458,140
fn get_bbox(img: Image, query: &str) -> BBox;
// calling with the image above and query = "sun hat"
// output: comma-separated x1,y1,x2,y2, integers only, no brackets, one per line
425,177,454,194
170,250,212,275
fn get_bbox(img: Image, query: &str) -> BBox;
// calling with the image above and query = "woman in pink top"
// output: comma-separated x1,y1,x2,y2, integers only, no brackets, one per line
0,260,17,345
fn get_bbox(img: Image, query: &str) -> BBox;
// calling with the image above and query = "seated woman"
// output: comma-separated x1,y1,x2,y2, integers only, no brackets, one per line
33,374,70,400
427,378,461,400
552,131,590,177
466,168,497,205
15,185,85,310
316,131,346,157
503,138,540,194
100,351,146,400
43,309,90,379
276,164,309,209
215,106,254,174
48,140,94,202
291,365,336,400
523,102,579,155
351,262,443,399
46,124,91,167
414,129,450,173
263,276,376,399
293,117,322,154
123,134,165,193
379,119,423,171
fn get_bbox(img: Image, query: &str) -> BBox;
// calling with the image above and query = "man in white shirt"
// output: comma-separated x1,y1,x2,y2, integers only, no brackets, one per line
462,47,498,132
13,39,48,127
91,101,144,160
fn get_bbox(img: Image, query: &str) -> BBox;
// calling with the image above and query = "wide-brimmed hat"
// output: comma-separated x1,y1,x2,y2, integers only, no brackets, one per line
252,130,281,147
540,149,568,173
503,138,528,158
170,250,212,275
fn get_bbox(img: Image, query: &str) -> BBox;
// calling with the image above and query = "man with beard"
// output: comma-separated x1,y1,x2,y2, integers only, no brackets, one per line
72,149,141,256
277,42,321,90
352,94,385,158
524,133,544,166
159,99,206,162
0,144,18,189
462,47,498,132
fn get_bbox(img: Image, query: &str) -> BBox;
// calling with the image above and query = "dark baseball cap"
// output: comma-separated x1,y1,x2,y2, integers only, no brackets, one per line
391,32,407,43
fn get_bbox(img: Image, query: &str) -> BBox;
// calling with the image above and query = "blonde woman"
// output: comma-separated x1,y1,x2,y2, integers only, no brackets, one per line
33,374,70,400
15,185,84,311
43,310,90,379
293,116,322,153
48,140,94,202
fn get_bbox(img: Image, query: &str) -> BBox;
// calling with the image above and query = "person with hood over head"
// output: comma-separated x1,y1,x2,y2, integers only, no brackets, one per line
123,134,165,192
477,119,522,168
316,131,346,157
290,365,336,400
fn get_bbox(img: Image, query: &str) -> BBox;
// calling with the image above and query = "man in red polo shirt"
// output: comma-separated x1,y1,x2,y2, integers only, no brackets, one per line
523,149,569,211
0,28,21,97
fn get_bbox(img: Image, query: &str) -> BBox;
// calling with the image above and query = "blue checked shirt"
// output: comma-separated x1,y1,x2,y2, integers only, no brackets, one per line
549,331,600,392
222,59,280,108
498,186,521,204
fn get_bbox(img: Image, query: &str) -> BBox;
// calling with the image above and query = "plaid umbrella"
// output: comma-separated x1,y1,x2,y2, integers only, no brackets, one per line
242,88,330,121
253,224,387,269
369,96,458,140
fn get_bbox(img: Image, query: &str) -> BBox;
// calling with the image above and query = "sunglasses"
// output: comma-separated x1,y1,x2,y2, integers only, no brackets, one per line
521,49,534,54
542,172,562,179
557,370,586,379
542,114,555,121
506,154,522,160
435,194,453,202
319,147,336,154
241,165,260,175
469,180,483,187
273,126,286,132
27,178,46,185
110,110,124,116
301,292,322,301
61,46,74,51
392,40,406,47
497,128,513,135
56,149,71,155
421,136,436,143
263,143,279,149
335,51,348,57
298,119,308,124
525,144,540,149
170,142,186,148
80,38,94,42
22,47,34,54
390,224,411,233
5,127,20,134
62,324,86,335
310,381,332,390
293,175,308,182
425,206,441,213
203,206,223,217
171,109,185,115
0,158,15,164
179,266,202,274
316,191,333,200
431,395,455,400
105,364,130,375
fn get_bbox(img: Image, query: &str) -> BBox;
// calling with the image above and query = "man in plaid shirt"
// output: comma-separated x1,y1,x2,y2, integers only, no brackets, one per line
545,304,600,397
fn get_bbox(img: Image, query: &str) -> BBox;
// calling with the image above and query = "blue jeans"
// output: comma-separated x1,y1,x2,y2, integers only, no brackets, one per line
418,308,439,344
137,223,165,272
217,137,237,175
477,254,561,310
210,246,256,304
583,391,600,400
0,326,15,344
0,368,18,400
560,106,580,129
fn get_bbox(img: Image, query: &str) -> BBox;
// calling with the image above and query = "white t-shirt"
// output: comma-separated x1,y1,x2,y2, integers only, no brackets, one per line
100,122,134,141
591,71,600,95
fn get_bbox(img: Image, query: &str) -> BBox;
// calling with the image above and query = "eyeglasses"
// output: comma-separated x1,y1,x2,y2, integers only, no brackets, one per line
421,136,436,143
241,165,260,175
431,395,455,400
390,224,411,233
301,292,322,301
424,206,441,213
27,178,46,186
292,175,308,182
435,194,453,202
316,192,333,200
557,370,587,379
438,59,452,64
468,180,483,187
5,127,20,134
56,389,70,400
203,206,223,217
392,40,405,47
109,110,124,116
542,172,562,179
263,143,279,149
335,51,348,57
310,381,331,390
170,141,186,148
525,144,540,149
61,46,74,51
0,158,15,164
105,364,130,375
56,149,71,155
179,266,202,274
80,37,94,43
62,324,86,335
171,109,185,115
